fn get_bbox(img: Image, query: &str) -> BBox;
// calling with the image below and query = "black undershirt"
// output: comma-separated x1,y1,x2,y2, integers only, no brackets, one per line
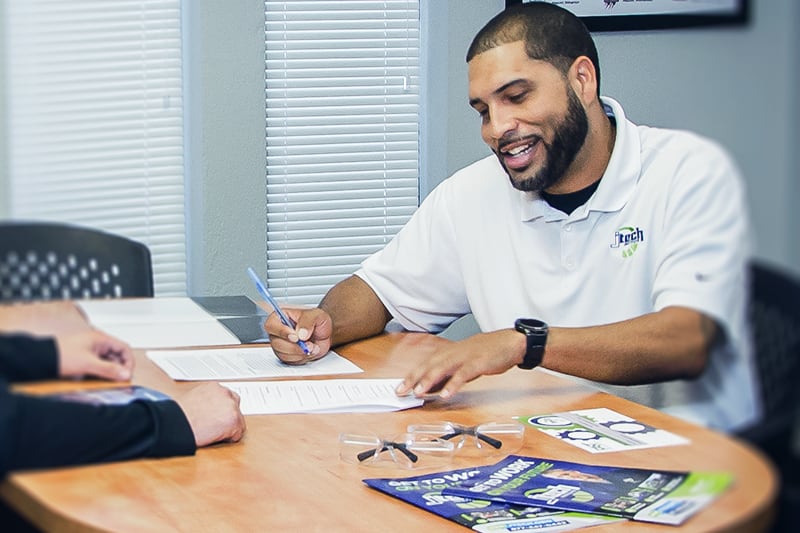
541,178,601,215
541,112,614,215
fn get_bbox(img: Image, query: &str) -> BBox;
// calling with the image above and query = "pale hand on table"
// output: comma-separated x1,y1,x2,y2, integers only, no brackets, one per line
176,383,246,447
55,329,135,381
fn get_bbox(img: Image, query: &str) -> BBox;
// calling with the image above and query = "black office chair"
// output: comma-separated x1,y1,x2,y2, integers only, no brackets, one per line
738,260,800,532
740,260,800,445
0,221,154,302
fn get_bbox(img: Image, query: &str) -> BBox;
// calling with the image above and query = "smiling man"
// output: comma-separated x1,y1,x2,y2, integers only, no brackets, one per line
264,2,759,433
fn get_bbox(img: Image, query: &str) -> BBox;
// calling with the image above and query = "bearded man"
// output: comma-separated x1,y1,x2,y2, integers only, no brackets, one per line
264,2,758,433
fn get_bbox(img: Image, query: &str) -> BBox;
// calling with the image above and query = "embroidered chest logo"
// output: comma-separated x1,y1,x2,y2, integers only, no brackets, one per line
610,226,644,258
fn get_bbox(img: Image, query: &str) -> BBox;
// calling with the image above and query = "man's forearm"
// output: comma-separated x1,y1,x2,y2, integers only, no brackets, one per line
542,306,718,385
320,275,392,347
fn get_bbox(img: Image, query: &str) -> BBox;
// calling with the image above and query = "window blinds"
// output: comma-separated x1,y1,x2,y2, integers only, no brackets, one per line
264,0,420,305
5,0,187,296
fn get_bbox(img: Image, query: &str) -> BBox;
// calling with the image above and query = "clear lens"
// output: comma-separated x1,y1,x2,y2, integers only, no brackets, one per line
338,432,455,469
406,421,525,457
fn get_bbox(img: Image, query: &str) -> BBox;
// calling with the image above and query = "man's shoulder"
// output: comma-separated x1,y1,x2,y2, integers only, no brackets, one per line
637,124,732,163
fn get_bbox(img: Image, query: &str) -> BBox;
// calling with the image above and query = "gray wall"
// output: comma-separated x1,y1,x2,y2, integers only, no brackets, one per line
183,1,268,299
434,0,800,275
0,4,8,216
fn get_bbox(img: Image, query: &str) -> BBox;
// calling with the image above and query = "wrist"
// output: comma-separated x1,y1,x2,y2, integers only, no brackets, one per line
511,328,527,367
514,318,548,369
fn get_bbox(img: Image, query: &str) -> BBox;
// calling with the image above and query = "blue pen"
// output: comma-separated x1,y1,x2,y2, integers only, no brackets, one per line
247,267,311,355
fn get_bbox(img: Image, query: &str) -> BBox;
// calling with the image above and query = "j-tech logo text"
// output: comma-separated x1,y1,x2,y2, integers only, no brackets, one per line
610,226,644,258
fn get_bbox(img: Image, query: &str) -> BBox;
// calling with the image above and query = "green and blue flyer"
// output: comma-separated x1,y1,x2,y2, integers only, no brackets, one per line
364,464,622,531
440,455,732,526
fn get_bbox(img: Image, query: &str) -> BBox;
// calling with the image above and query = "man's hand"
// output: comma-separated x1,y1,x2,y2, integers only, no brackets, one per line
175,383,246,447
396,329,525,399
55,329,135,381
264,308,333,365
262,275,392,365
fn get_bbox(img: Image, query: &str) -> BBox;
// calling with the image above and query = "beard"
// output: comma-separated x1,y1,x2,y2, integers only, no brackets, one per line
498,88,589,193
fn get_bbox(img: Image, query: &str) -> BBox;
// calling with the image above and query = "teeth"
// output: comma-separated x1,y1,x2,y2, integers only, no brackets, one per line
506,144,531,156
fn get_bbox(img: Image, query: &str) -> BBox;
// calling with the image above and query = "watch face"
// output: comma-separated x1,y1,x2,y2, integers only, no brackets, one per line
516,318,548,333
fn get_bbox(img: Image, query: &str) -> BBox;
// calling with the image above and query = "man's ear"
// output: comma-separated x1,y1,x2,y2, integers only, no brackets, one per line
569,56,598,104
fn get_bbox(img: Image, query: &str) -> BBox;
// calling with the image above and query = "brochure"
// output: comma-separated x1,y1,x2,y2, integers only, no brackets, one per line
364,465,623,532
441,455,732,526
519,408,689,453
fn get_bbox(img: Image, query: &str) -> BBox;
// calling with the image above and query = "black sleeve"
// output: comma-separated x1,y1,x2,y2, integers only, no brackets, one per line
0,383,196,478
0,335,58,382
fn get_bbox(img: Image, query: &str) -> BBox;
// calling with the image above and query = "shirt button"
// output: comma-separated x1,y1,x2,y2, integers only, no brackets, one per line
564,225,572,232
564,257,574,269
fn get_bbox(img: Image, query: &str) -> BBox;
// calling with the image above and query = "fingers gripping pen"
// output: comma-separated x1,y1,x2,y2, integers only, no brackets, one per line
247,267,311,355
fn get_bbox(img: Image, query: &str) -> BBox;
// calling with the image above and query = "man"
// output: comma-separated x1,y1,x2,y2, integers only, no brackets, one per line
1,316,246,477
265,2,758,432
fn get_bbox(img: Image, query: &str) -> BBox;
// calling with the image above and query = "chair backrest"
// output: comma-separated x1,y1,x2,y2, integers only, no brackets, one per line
739,260,800,445
0,221,154,302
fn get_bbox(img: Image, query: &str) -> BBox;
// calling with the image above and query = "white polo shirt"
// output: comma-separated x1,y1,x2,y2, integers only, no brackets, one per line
357,97,759,432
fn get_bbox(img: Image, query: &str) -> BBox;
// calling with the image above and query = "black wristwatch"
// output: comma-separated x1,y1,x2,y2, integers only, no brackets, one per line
514,318,548,369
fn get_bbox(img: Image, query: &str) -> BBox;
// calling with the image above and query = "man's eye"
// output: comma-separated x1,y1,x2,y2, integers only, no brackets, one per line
508,92,527,103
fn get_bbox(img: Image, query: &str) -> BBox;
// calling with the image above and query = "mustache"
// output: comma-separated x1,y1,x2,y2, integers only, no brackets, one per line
496,133,543,152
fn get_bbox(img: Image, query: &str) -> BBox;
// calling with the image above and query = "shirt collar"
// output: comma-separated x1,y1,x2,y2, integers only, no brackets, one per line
518,96,641,222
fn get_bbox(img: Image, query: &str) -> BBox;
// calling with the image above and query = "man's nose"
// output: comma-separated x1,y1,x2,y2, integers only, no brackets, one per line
486,106,517,142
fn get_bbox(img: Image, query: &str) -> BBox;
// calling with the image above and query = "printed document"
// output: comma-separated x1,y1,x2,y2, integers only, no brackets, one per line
147,347,362,380
221,378,423,414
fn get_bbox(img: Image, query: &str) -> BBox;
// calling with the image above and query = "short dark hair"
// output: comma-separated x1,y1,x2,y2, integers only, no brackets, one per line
467,2,600,96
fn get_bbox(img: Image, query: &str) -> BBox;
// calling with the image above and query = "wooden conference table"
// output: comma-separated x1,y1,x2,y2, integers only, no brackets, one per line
2,331,777,532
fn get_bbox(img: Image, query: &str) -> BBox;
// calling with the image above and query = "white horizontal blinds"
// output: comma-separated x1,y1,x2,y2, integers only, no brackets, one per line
5,0,187,296
265,0,420,305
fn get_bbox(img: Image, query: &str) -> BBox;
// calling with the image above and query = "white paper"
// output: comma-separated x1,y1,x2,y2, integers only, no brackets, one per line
78,297,240,348
520,408,689,453
146,347,362,380
79,297,217,323
221,379,424,415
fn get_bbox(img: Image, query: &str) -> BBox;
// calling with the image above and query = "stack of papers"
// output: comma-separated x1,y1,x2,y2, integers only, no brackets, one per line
78,297,240,348
81,297,422,415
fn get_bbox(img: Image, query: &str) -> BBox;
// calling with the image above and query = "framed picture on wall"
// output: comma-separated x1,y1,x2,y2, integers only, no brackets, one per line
505,1,749,32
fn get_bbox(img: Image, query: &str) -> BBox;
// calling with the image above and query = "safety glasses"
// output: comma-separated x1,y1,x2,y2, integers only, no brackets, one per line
407,421,525,457
339,420,525,468
338,432,455,469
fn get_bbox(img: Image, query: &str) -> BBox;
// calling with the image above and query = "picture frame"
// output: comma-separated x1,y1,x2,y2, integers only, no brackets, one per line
504,1,749,32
